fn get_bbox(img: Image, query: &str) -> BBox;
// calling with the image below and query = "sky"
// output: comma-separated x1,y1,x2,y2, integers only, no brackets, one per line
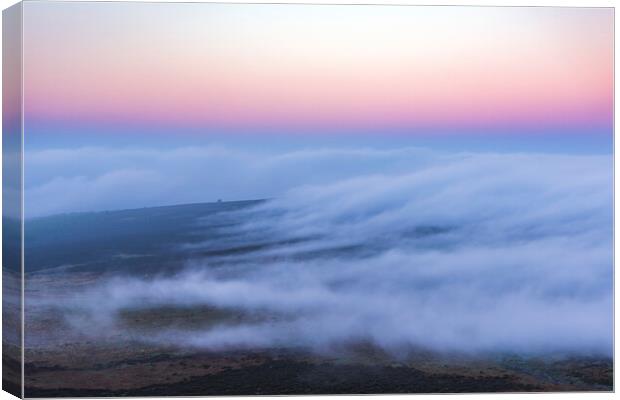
16,3,614,216
21,3,613,152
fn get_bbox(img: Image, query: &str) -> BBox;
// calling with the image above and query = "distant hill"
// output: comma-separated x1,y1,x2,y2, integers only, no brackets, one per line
24,200,265,275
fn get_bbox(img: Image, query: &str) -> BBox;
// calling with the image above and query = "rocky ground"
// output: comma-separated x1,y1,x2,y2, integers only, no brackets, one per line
21,331,612,397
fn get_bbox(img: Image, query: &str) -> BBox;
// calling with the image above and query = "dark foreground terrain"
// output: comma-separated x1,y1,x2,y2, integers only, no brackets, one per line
22,343,612,397
18,201,614,396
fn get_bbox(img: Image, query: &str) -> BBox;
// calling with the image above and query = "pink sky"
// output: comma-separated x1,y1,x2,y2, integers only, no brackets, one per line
22,3,613,135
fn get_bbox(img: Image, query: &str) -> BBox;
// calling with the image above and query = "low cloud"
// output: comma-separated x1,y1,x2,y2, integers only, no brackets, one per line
25,145,441,217
41,147,613,356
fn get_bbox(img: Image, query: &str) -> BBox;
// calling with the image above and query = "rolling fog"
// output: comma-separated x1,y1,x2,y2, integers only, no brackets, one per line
34,147,613,356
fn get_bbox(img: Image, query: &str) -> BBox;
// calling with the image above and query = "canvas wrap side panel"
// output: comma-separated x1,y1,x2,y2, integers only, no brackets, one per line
3,2,23,398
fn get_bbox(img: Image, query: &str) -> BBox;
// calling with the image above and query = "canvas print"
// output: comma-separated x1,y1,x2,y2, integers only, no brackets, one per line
2,1,614,397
